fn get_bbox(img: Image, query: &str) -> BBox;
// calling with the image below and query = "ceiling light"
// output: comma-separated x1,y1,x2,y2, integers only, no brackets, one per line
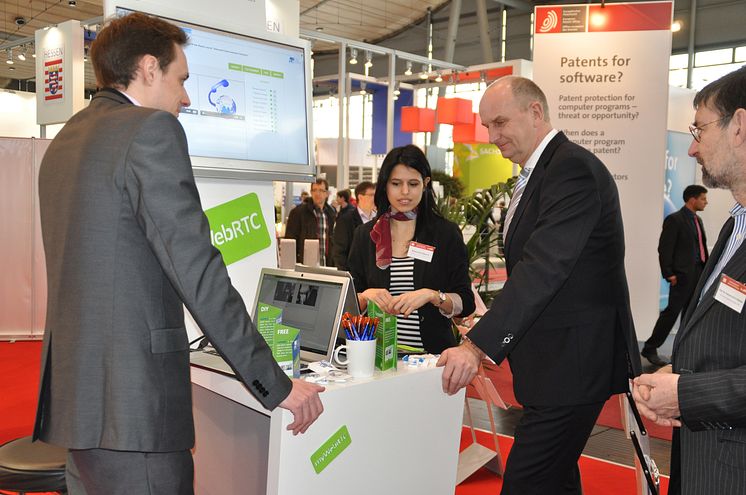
419,65,429,80
671,20,682,32
393,83,400,96
17,52,26,61
364,51,373,69
590,11,606,28
359,82,367,95
435,72,443,83
6,50,14,65
404,61,412,76
68,0,77,6
349,48,358,65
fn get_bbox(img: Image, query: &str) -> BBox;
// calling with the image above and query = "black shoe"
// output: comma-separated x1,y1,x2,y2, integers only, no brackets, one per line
641,348,670,367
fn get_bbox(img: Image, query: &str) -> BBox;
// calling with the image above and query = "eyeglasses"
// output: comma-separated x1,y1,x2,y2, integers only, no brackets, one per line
689,117,728,142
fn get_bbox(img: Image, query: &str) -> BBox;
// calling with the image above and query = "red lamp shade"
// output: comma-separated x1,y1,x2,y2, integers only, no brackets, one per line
400,106,436,133
436,97,472,125
453,113,489,144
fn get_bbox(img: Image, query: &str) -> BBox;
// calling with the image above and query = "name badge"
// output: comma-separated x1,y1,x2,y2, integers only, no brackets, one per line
714,274,746,313
407,241,435,263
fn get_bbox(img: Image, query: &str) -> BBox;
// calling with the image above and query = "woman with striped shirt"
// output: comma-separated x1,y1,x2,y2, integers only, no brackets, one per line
348,145,475,353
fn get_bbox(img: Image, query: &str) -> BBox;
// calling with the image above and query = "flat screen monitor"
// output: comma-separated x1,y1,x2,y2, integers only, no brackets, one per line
252,268,347,363
110,5,314,180
294,263,361,317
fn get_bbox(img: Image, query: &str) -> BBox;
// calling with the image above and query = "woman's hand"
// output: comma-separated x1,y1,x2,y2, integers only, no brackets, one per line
360,288,396,314
391,289,437,317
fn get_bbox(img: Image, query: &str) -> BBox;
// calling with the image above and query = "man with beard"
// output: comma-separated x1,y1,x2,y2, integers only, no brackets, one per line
633,66,746,494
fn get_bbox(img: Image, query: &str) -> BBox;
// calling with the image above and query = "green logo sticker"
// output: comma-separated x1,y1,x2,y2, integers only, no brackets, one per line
310,425,352,474
205,193,271,265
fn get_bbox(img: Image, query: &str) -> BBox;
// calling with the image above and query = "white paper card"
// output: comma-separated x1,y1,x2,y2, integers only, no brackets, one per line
407,241,435,263
714,274,746,313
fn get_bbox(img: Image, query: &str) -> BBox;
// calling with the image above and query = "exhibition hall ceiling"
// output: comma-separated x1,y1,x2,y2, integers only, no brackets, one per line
0,0,461,89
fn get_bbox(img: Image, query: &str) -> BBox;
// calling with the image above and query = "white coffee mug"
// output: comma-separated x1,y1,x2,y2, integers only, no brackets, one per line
333,339,376,378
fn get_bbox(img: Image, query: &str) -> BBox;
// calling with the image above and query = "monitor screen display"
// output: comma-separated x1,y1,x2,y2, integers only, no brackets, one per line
114,7,312,176
255,273,342,355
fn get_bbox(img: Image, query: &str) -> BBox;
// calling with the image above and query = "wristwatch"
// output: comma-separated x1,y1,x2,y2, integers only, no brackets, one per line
435,290,447,307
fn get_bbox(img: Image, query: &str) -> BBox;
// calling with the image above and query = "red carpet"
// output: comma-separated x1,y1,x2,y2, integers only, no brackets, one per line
456,428,670,494
0,341,42,445
468,362,674,441
2,341,667,494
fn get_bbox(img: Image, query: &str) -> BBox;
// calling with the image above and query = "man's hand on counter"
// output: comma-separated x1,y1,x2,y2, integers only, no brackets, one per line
279,379,326,435
437,337,485,395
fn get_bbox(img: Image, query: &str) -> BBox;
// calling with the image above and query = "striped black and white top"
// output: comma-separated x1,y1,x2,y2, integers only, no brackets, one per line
389,257,423,350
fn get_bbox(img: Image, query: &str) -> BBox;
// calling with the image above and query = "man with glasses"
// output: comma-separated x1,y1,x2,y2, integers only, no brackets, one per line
634,66,746,494
286,178,336,265
332,181,376,270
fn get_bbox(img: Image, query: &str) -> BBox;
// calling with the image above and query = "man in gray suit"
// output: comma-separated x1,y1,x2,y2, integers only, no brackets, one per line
633,66,746,494
34,13,324,494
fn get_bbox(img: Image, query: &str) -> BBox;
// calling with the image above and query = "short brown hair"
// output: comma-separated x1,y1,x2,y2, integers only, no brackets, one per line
354,181,375,198
311,178,329,191
91,12,188,89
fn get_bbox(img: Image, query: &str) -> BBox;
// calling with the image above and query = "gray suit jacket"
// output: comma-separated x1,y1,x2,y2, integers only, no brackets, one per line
673,216,746,494
34,89,291,452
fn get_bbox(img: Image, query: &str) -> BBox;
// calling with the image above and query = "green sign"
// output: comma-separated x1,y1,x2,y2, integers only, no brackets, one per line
205,193,271,265
310,425,352,474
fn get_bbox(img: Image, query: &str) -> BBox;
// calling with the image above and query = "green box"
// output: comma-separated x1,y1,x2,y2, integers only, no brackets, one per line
257,302,282,346
256,303,300,378
274,324,300,378
367,301,397,371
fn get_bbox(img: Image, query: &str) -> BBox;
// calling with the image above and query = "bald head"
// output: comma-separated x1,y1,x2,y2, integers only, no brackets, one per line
479,76,553,166
484,76,551,123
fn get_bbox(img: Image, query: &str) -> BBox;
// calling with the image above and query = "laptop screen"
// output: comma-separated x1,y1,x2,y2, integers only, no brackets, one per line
253,270,345,360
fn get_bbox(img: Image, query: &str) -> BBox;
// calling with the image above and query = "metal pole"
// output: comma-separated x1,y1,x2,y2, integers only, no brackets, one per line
475,0,494,63
337,42,348,188
387,53,396,153
429,0,462,150
686,0,697,89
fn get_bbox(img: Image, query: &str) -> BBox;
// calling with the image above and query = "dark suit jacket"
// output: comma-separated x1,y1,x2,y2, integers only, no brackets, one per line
285,198,336,265
347,216,476,353
332,208,365,270
672,216,746,494
467,132,641,407
659,207,708,287
34,89,291,452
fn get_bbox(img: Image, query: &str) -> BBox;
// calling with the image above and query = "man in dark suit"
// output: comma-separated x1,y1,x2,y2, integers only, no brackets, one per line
332,181,376,270
285,178,336,265
634,66,746,495
642,185,709,366
34,13,324,494
438,76,640,494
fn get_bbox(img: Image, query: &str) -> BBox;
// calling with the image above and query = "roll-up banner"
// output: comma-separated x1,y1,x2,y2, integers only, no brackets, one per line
533,1,673,340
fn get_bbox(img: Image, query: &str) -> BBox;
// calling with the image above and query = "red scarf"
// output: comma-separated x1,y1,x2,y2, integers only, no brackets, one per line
370,208,417,269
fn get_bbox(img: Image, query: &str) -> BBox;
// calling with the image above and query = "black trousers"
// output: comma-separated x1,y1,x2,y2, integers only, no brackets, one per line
66,448,194,495
501,401,605,495
644,265,703,352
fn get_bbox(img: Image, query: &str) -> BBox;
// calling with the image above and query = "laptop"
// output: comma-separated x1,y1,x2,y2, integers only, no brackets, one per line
191,268,349,376
294,263,361,317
